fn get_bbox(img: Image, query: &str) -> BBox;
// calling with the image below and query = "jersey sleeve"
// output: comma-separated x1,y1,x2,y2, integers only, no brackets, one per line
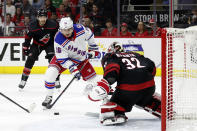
102,54,120,85
23,28,33,47
146,58,156,76
84,27,98,51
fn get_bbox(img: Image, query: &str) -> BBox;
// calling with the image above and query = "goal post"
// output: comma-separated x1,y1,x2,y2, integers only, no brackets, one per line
161,26,197,131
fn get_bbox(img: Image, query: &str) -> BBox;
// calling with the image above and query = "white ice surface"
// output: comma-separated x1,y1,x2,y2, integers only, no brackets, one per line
0,74,161,131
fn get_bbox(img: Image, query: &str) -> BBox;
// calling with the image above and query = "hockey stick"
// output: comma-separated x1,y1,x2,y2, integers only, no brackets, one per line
0,92,36,113
46,60,90,109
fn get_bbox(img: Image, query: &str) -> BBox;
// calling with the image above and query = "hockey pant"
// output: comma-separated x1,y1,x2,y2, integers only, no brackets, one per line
45,56,96,90
110,86,156,113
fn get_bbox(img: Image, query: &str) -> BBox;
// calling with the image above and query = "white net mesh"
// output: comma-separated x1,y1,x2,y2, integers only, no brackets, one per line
165,26,197,131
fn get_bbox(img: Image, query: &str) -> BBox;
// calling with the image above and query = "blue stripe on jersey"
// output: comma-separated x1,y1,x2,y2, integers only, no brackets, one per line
76,30,85,38
71,58,82,64
73,24,84,32
89,44,98,50
57,58,70,65
87,32,93,40
73,24,85,38
61,39,70,47
55,32,71,47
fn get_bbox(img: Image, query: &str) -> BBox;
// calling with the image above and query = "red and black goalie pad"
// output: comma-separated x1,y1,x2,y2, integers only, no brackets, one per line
101,102,126,113
135,92,161,118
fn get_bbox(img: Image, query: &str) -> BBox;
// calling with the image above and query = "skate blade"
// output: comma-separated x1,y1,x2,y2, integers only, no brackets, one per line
43,106,48,110
43,106,51,110
18,88,24,92
102,119,127,126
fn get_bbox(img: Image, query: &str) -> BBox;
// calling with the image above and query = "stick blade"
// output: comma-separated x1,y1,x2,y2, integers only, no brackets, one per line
28,103,36,113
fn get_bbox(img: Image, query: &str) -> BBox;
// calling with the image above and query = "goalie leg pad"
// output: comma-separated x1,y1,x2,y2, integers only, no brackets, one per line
136,92,161,118
100,102,127,125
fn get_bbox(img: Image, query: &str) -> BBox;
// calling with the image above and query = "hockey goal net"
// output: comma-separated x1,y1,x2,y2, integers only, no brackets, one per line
162,26,197,131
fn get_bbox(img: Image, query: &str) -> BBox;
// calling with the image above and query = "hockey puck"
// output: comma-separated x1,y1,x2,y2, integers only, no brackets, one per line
54,112,59,115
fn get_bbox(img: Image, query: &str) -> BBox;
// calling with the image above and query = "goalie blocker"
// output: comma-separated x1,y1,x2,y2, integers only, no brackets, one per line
84,43,161,125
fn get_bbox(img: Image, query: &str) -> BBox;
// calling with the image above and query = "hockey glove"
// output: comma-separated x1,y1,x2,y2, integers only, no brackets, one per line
22,46,29,56
87,51,95,59
85,79,110,101
87,50,99,59
69,64,81,80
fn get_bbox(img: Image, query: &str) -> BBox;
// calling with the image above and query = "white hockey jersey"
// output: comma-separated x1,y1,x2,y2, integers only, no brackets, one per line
54,24,98,69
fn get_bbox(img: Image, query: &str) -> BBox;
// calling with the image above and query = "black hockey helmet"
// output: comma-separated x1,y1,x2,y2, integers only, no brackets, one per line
37,9,47,17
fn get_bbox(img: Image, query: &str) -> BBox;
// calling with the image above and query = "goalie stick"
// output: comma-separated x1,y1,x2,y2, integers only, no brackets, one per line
0,92,36,113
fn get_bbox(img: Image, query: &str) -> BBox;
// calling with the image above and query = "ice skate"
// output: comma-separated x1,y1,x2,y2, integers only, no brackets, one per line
101,114,128,126
18,80,26,91
42,96,52,109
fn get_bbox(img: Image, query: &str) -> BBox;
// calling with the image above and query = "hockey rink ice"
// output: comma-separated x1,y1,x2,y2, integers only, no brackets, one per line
0,74,162,131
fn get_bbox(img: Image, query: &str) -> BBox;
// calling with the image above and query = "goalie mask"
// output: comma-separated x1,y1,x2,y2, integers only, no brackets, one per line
107,42,124,53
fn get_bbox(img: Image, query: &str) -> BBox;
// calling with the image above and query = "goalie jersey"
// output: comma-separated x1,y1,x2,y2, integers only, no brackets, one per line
54,24,98,68
101,52,156,91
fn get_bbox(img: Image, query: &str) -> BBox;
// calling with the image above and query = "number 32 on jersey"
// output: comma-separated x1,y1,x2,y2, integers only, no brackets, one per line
122,58,145,69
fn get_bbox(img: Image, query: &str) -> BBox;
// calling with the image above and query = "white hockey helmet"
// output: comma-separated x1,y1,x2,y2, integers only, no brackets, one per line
59,17,73,30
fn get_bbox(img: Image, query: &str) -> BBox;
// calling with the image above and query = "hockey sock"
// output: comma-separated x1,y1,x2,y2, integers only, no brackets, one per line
21,67,31,81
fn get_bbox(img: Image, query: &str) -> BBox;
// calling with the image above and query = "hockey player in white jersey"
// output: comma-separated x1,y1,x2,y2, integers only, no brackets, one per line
42,17,99,108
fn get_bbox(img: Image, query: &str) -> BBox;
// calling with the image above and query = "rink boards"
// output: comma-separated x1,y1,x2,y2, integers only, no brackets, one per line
0,37,161,76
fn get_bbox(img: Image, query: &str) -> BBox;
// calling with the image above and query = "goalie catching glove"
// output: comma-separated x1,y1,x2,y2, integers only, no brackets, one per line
84,79,110,101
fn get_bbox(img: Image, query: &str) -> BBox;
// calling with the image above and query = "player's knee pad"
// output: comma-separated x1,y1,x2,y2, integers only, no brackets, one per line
135,92,161,118
45,67,59,82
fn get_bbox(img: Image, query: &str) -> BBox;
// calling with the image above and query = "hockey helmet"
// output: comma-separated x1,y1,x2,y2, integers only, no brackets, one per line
37,9,47,17
59,17,73,30
107,42,124,53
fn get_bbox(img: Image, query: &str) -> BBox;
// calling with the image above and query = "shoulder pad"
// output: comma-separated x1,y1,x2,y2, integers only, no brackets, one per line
54,31,67,46
101,53,114,66
73,24,85,32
